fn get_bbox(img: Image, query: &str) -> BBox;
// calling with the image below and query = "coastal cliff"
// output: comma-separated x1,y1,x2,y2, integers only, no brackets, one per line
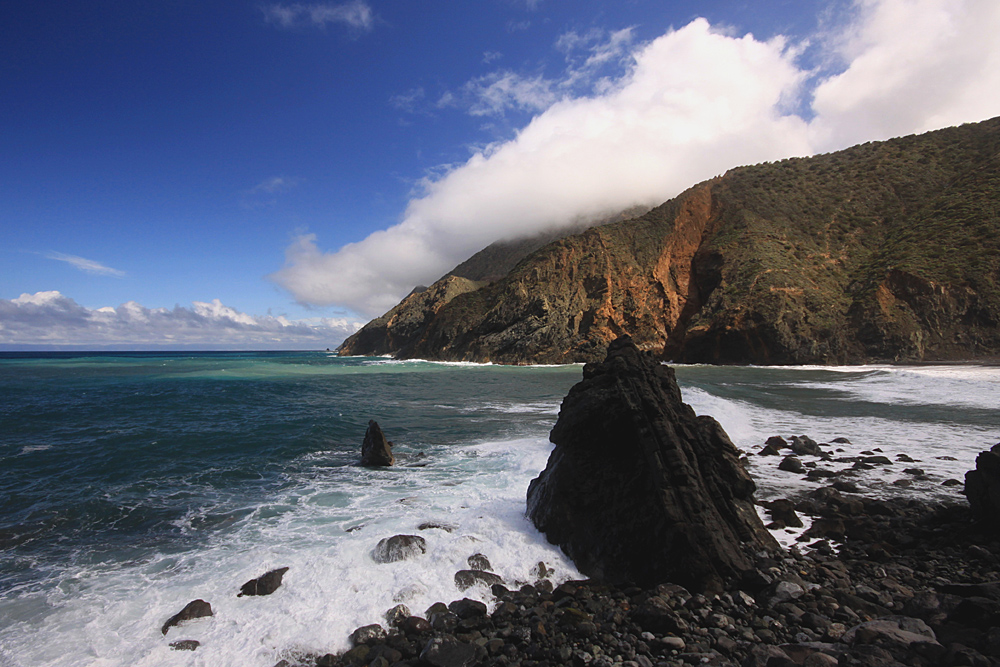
340,117,1000,364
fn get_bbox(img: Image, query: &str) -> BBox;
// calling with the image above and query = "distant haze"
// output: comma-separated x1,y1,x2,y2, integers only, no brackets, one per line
271,0,1000,318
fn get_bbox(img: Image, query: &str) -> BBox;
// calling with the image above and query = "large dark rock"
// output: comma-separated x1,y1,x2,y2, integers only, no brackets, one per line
965,443,1000,526
526,337,778,591
237,567,289,597
361,420,395,467
161,599,213,635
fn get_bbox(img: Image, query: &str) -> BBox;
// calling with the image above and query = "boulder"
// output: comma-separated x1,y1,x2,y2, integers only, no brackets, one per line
238,567,289,597
790,435,822,456
448,598,488,619
361,420,395,467
350,623,387,646
454,569,503,591
467,553,492,571
372,535,427,563
965,443,1000,525
526,337,778,591
779,456,806,474
384,603,411,627
766,499,804,528
161,599,213,635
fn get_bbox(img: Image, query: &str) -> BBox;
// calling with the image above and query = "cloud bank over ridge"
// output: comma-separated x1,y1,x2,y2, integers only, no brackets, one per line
0,291,360,350
271,0,1000,319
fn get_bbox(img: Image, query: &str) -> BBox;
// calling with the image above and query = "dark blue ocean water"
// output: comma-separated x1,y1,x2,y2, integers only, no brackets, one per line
0,351,996,667
0,352,578,591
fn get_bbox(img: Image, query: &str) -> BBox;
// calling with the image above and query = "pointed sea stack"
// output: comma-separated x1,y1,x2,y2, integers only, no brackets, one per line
361,420,395,467
526,337,778,591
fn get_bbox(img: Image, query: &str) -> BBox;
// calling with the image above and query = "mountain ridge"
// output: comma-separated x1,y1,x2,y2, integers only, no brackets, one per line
339,117,1000,364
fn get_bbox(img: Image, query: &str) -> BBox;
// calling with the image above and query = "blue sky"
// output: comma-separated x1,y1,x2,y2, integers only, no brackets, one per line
2,0,999,349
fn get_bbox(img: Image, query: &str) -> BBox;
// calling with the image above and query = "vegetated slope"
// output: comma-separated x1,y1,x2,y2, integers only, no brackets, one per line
340,117,1000,364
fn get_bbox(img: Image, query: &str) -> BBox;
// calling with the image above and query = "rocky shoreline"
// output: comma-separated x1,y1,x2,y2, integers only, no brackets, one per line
159,342,997,666
284,487,998,667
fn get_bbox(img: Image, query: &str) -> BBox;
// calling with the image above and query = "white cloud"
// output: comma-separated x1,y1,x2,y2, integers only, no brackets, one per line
45,252,126,277
0,291,362,349
263,1,374,31
459,70,559,117
390,87,426,113
809,0,1000,149
272,0,1000,320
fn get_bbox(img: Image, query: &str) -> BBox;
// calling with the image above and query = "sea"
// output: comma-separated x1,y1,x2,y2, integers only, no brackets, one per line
0,351,997,667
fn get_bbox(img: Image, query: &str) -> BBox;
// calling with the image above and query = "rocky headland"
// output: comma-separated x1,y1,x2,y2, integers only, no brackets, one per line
339,116,1000,365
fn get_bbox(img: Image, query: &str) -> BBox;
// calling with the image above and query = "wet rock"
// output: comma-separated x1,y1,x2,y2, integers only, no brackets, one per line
760,441,784,456
526,337,777,591
161,599,213,635
372,535,426,563
169,639,200,651
360,420,395,467
448,598,487,619
350,623,387,646
384,603,410,627
401,615,433,635
238,567,289,597
831,480,861,494
765,499,804,528
531,561,554,579
467,553,492,571
454,569,503,591
779,456,806,474
766,436,788,449
417,521,456,532
790,435,822,456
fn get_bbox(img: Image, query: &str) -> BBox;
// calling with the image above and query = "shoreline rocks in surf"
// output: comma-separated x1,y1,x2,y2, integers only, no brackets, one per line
297,492,1000,667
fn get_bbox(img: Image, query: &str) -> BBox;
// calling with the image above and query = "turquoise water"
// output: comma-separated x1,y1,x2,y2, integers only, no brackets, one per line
0,351,996,667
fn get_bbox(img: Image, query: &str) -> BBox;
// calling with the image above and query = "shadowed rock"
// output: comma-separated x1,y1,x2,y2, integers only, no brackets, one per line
965,443,1000,526
237,567,289,597
361,420,395,467
161,599,213,635
420,636,478,667
526,337,778,591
